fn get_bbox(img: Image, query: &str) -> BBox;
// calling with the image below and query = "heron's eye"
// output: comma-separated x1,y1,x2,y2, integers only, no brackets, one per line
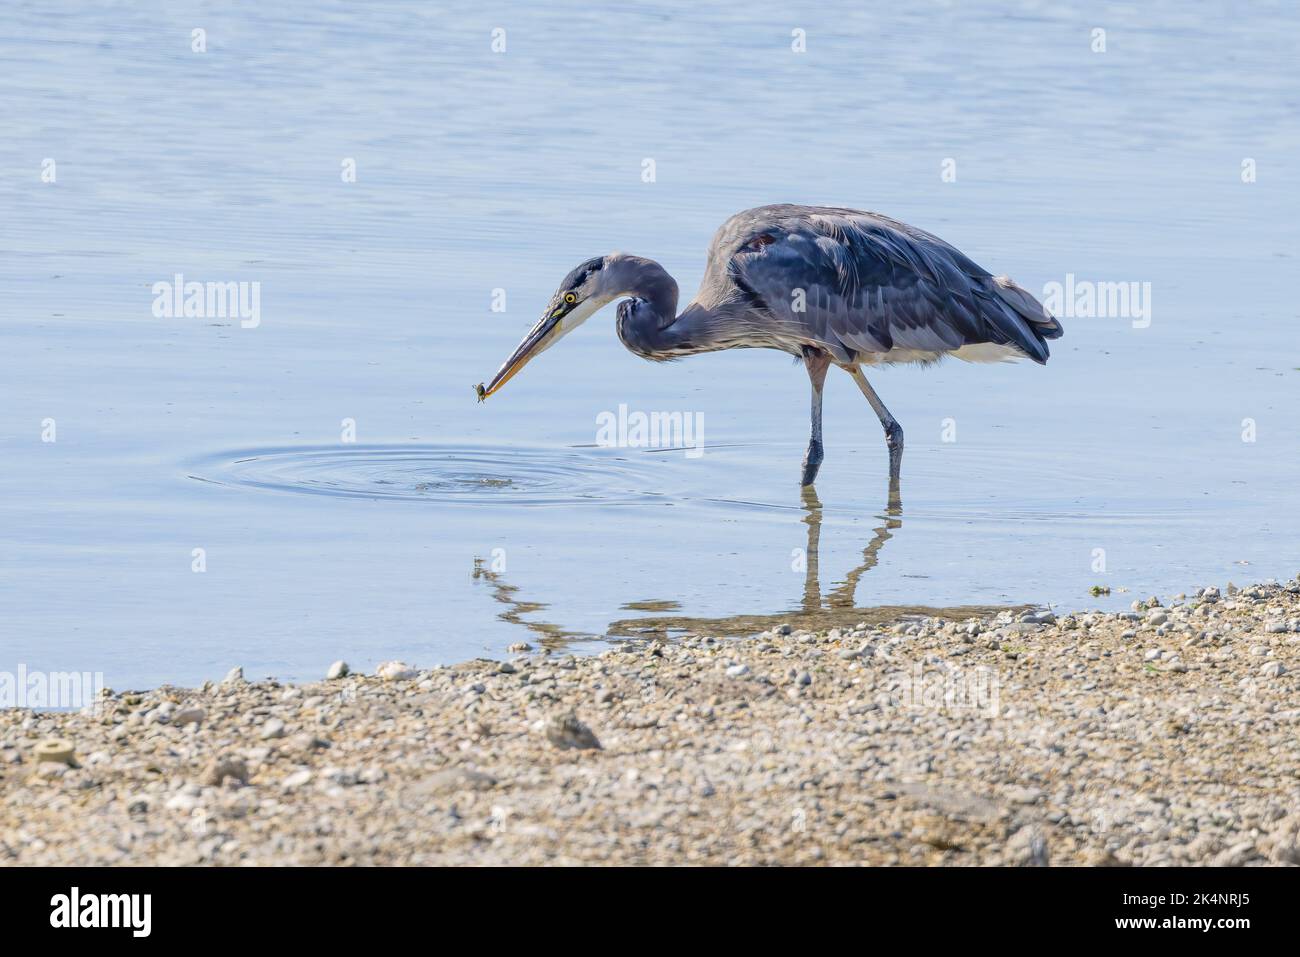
564,293,577,304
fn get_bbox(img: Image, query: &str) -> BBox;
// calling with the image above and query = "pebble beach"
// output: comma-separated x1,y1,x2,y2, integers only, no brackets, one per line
4,577,1300,866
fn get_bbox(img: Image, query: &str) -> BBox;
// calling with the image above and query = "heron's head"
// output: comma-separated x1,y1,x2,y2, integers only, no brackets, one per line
477,256,612,400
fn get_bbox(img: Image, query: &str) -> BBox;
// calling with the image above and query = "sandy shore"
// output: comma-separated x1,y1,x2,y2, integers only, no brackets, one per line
4,577,1300,866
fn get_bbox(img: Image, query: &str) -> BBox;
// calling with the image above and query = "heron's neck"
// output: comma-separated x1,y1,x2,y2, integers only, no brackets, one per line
602,254,728,358
603,254,679,325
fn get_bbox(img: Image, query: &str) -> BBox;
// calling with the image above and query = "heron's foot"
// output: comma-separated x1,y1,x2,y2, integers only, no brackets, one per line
883,422,903,494
884,423,903,472
801,440,823,486
884,422,904,455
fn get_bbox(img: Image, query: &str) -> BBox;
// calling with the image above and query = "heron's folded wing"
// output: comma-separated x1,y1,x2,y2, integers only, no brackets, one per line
729,209,1055,364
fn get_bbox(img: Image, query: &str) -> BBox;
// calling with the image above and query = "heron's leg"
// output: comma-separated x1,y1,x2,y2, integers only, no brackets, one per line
848,367,903,495
800,349,831,486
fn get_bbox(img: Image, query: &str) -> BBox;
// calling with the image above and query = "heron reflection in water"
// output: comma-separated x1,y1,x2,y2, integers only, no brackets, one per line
472,493,1007,645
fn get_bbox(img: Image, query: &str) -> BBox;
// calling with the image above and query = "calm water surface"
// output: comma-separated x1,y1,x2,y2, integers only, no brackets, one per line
2,2,1297,687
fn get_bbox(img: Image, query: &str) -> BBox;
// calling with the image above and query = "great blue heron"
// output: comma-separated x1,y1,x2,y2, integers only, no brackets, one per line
477,204,1062,492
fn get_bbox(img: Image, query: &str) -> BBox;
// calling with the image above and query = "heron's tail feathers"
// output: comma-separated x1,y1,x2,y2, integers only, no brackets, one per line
992,275,1063,340
970,275,1062,365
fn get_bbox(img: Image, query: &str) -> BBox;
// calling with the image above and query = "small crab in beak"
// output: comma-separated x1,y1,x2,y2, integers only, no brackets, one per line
475,256,609,401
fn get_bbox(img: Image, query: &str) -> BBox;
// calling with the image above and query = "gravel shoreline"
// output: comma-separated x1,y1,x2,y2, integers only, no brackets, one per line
4,578,1300,866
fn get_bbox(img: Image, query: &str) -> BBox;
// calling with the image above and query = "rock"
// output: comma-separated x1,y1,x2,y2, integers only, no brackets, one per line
33,739,75,766
203,755,249,787
375,661,417,681
173,707,206,727
419,767,497,794
321,767,358,787
164,792,200,812
1210,840,1258,867
260,718,287,740
1260,661,1286,678
1006,825,1049,866
1007,786,1043,805
288,733,331,753
507,642,532,653
725,663,751,678
544,712,602,751
1258,814,1300,865
326,660,350,680
221,666,245,685
281,769,313,791
145,701,176,724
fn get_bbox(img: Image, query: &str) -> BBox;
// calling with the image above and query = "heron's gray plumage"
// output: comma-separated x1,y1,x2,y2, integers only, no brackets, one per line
674,204,1061,366
481,203,1062,493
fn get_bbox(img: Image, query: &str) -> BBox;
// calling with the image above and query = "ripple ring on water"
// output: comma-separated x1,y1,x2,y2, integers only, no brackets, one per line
186,444,667,506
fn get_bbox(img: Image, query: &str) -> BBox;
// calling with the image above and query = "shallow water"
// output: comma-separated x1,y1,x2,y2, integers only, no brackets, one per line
2,2,1298,688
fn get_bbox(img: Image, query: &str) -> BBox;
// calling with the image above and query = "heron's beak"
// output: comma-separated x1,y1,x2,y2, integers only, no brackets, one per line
478,310,564,400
